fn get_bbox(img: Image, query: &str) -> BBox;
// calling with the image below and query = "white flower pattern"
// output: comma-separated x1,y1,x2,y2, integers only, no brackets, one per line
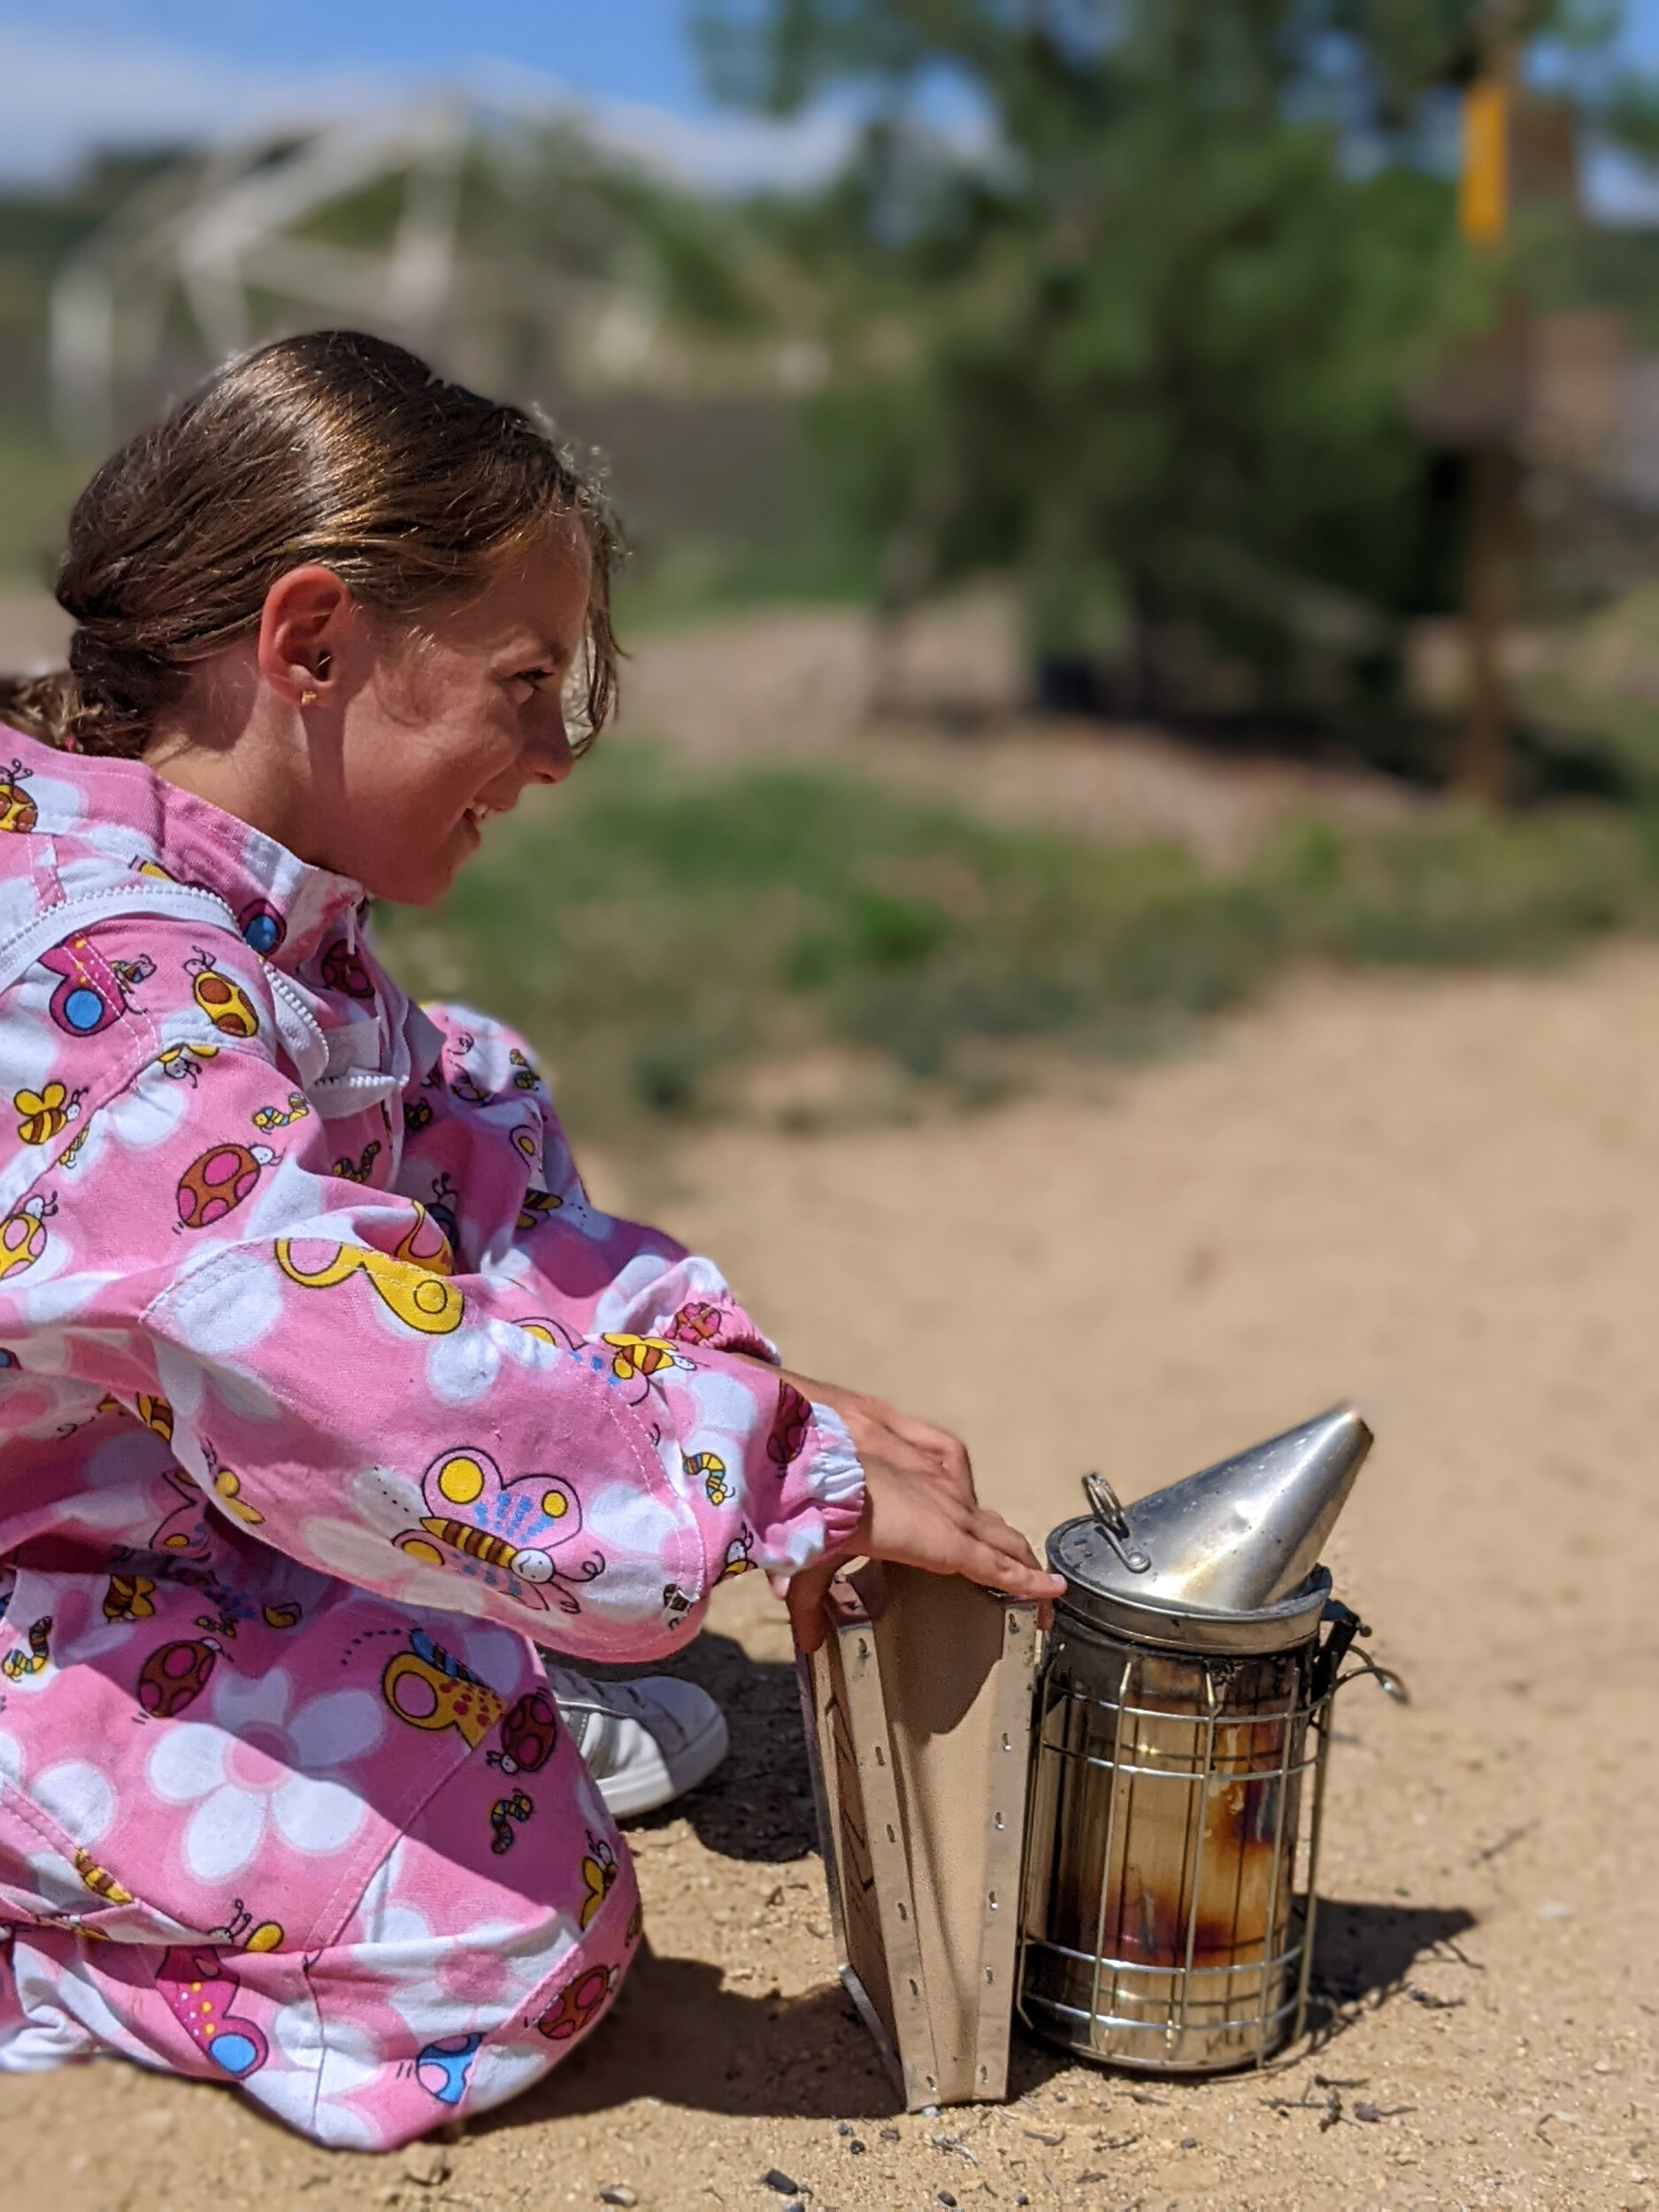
145,1670,383,1884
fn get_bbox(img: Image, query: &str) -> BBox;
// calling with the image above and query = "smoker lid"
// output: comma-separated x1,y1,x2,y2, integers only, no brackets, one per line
1047,1405,1371,1652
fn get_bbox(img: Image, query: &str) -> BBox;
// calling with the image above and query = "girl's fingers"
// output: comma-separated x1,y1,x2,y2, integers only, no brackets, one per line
786,1556,841,1654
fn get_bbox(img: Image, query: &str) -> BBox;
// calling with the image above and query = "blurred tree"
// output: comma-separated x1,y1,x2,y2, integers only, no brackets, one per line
695,1,1618,748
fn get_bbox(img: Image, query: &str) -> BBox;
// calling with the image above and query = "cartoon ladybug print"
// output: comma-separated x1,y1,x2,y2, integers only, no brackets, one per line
488,1686,559,1778
237,900,284,956
42,933,153,1036
319,936,374,999
0,1191,56,1281
0,759,36,833
396,1445,603,1615
534,1962,616,2043
137,1634,221,1717
175,1141,276,1229
516,1188,563,1234
185,948,260,1039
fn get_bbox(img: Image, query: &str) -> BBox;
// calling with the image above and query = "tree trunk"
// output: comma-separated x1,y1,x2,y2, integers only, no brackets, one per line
1456,440,1521,802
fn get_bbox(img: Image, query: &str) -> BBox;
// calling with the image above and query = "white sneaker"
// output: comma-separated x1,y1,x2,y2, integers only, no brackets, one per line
545,1664,730,1821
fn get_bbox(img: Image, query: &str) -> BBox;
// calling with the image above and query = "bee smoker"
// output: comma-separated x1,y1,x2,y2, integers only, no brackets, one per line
1018,1406,1402,2073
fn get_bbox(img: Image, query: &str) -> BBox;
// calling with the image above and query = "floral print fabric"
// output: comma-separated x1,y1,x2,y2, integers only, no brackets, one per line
0,730,863,2144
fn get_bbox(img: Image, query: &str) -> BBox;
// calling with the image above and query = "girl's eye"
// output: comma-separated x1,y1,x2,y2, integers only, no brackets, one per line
514,667,554,690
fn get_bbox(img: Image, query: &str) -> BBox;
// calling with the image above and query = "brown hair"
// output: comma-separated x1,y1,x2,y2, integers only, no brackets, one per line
0,329,620,757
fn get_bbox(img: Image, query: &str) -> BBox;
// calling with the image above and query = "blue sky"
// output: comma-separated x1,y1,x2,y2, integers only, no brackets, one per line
4,0,1659,195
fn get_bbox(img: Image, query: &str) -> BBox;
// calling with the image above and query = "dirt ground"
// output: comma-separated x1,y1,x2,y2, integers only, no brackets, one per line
1,589,1655,2207
3,944,1655,2212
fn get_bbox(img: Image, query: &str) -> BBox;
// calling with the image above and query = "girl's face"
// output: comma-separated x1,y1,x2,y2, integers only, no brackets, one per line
317,534,592,905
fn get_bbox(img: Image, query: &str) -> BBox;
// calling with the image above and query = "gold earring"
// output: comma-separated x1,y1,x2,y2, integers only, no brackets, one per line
299,687,318,708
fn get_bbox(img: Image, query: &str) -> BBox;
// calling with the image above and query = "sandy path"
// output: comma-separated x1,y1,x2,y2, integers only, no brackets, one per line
4,945,1656,2211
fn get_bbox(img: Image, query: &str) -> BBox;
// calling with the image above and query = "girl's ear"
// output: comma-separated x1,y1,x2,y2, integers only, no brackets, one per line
257,567,354,710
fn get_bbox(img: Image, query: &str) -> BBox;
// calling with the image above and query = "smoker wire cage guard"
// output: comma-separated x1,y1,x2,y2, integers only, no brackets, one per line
1017,1610,1349,2073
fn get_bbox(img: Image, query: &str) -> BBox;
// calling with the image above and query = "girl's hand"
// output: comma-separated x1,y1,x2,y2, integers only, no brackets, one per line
773,1370,1068,1653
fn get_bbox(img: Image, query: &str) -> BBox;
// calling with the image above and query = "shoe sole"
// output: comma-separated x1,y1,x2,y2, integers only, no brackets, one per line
597,1701,731,1823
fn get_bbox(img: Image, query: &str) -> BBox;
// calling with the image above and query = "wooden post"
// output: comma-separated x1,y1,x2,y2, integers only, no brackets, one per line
1455,38,1519,801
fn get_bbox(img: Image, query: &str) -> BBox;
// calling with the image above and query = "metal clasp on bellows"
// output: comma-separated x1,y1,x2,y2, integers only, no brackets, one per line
1082,1472,1152,1574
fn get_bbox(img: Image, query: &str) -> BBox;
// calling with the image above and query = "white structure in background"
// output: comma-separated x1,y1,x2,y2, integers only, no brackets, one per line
48,98,641,448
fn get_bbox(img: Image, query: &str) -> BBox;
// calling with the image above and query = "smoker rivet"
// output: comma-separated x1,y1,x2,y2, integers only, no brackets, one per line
886,1824,896,1843
874,1746,886,1767
896,1901,908,1921
856,1638,869,1658
987,1891,999,1909
1002,1733,1011,1751
994,1811,1005,1830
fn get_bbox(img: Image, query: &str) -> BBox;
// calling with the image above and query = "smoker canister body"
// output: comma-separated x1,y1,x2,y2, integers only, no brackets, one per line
1017,1407,1380,2074
1018,1596,1335,2070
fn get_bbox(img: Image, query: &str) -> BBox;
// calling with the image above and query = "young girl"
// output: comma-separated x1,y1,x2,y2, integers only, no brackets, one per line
0,332,1060,2149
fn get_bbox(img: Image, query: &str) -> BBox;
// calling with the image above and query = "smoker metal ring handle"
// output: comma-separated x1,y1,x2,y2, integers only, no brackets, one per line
1082,1471,1152,1574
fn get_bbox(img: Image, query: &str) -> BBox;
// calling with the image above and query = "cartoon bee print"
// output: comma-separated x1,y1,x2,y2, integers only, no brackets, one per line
331,1141,381,1184
517,1188,564,1234
156,1041,218,1087
237,900,284,956
13,1080,83,1145
252,1091,308,1133
489,1789,534,1855
718,1526,755,1581
103,1573,157,1624
211,1900,285,1952
396,1446,602,1615
150,1464,211,1560
53,1122,90,1171
184,948,260,1039
508,1047,541,1093
42,933,153,1037
262,1600,302,1632
685,1449,731,1507
0,759,36,833
0,1191,55,1281
579,1833,619,1929
602,1333,695,1384
73,1848,132,1904
403,1095,434,1135
135,1393,174,1441
319,936,374,999
202,1440,262,1527
767,1379,814,1470
2,1616,50,1680
175,1141,277,1229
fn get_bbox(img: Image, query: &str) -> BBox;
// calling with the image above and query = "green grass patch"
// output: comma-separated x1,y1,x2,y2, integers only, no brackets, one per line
375,750,1659,1133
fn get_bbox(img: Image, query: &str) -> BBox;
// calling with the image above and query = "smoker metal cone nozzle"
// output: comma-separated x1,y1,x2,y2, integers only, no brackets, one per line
1111,1403,1372,1614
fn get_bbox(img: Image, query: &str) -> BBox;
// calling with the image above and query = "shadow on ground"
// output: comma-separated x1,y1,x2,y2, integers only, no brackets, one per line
1306,1898,1481,2046
569,1630,818,1863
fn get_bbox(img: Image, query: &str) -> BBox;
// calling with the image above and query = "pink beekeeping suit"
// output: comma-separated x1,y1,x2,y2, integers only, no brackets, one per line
0,729,863,2147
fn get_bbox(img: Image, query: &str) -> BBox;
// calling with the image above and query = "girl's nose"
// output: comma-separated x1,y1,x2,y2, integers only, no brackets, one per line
528,719,576,786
